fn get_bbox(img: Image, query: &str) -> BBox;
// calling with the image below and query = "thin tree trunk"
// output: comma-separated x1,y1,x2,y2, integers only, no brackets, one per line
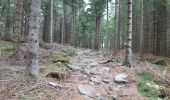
114,0,120,54
26,0,41,77
4,0,11,40
105,0,109,49
123,0,133,67
13,0,23,60
50,0,53,43
94,15,100,50
140,0,144,60
62,0,66,44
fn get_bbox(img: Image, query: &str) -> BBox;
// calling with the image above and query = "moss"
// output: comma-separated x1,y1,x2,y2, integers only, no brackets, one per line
0,41,13,57
153,59,167,66
138,73,167,100
51,55,70,63
39,63,68,78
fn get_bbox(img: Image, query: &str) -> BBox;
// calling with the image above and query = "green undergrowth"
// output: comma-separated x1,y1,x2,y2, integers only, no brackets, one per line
51,55,71,63
0,41,13,57
138,73,167,100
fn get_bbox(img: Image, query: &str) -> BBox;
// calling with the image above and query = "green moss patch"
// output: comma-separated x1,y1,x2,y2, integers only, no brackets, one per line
153,59,167,66
51,55,71,63
0,41,13,57
138,73,167,100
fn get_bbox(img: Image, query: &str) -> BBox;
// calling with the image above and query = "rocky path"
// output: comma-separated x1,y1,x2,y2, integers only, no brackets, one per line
57,49,145,100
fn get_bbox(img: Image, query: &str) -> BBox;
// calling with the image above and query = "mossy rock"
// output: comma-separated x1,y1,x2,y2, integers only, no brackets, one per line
39,63,69,78
153,59,167,66
51,55,70,63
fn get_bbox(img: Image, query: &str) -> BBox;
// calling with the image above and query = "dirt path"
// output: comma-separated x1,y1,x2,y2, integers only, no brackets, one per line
56,49,145,100
0,43,145,100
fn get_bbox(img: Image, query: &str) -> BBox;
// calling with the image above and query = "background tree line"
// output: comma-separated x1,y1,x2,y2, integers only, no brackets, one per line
0,0,170,66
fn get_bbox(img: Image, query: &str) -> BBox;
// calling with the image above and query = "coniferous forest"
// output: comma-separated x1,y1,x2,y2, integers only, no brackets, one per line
0,0,170,99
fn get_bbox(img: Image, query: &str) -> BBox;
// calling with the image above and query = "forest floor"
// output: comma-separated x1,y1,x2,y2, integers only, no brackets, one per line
0,40,169,100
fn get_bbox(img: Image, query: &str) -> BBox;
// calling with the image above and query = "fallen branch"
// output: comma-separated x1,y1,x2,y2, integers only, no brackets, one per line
145,61,170,84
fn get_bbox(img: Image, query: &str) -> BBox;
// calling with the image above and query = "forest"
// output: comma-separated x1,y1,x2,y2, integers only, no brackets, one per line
0,0,170,99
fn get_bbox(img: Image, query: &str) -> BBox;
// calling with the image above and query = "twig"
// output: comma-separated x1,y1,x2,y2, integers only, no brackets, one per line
145,61,170,84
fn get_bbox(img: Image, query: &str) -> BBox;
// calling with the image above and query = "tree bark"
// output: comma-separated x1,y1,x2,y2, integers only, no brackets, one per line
50,0,53,43
123,0,133,67
13,0,23,60
114,0,120,54
4,0,12,41
94,15,100,50
26,0,41,77
140,0,144,60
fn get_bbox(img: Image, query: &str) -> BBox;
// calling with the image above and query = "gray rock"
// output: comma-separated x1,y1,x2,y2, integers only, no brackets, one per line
102,79,111,83
68,64,80,71
111,95,117,100
84,96,94,100
90,76,102,84
96,93,105,100
78,85,95,97
89,62,98,67
114,73,129,83
98,67,110,74
82,68,91,75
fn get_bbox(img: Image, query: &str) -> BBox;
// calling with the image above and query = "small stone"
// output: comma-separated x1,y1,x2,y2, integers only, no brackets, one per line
111,95,117,100
90,76,102,84
84,96,93,100
82,68,91,75
114,73,129,83
96,93,104,100
98,67,110,74
68,64,80,71
78,85,95,97
102,73,112,83
89,62,98,67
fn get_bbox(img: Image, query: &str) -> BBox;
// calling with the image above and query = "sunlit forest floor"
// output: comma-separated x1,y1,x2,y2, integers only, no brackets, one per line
0,40,169,100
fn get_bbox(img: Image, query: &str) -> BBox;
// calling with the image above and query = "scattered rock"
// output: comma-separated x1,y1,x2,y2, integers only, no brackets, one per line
84,96,93,100
114,73,129,83
102,73,112,83
78,85,96,97
96,93,104,100
90,75,102,84
89,62,98,67
82,68,91,75
110,95,117,100
68,64,80,71
98,67,110,74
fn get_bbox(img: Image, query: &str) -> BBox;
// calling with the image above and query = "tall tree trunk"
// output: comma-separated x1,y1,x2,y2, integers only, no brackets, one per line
50,0,53,43
71,0,76,46
13,0,23,60
123,0,133,67
140,0,144,60
105,0,109,49
4,0,12,40
62,0,66,44
26,0,41,77
114,0,120,54
23,0,31,42
94,15,100,50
